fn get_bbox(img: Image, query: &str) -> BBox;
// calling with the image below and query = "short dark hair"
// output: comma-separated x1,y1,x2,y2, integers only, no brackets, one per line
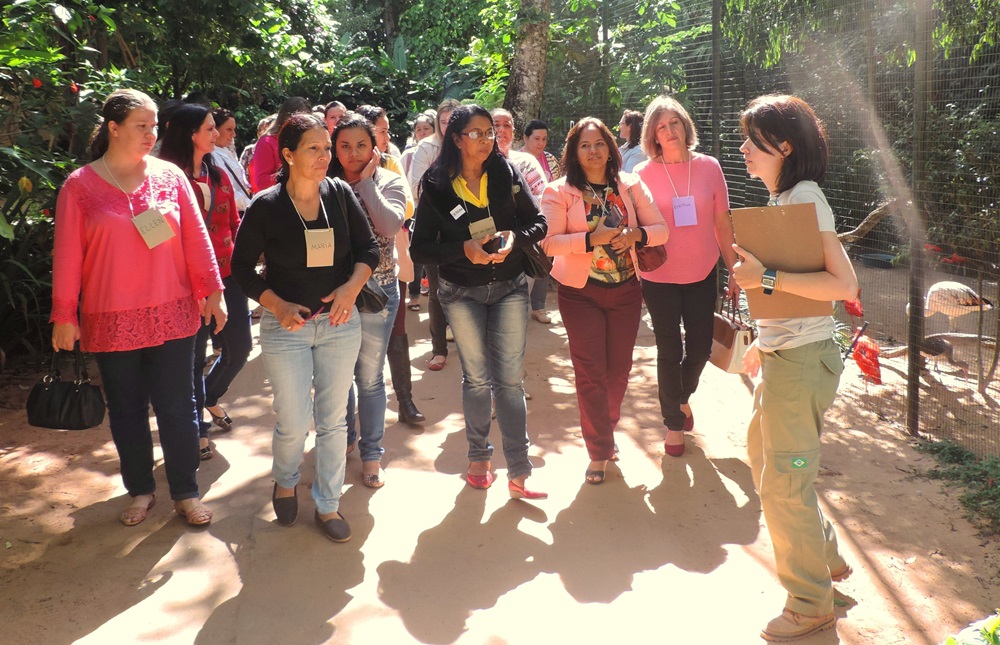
158,103,221,183
325,101,347,118
740,94,828,193
524,119,548,138
212,107,235,130
328,111,380,181
429,104,499,184
561,117,622,192
275,113,328,183
621,110,643,147
356,105,387,124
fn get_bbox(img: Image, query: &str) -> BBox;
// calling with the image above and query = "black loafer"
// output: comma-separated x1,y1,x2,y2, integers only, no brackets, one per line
314,510,351,543
272,484,298,526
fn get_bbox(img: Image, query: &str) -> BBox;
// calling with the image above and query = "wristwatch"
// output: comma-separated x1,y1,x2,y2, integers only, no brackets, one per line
761,268,777,295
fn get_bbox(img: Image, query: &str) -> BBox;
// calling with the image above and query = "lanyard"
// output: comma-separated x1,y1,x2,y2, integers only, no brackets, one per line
102,156,146,218
288,190,330,230
659,154,692,198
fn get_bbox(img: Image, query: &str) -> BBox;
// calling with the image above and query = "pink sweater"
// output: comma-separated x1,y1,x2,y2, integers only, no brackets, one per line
540,172,668,289
51,158,223,352
635,154,730,284
250,134,280,192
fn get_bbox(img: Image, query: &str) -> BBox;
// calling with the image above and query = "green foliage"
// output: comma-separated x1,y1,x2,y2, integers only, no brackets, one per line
915,439,1000,535
941,610,1000,645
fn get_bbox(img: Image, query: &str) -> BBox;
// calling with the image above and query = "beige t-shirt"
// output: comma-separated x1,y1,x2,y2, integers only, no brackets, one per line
756,181,837,352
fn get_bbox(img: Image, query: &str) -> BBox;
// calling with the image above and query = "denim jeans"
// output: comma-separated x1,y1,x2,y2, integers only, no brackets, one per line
259,309,361,515
346,280,400,461
95,334,201,501
194,275,253,437
529,274,550,311
641,266,718,431
437,274,532,479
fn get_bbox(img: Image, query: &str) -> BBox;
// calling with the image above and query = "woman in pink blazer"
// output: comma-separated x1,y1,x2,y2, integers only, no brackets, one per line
540,117,668,485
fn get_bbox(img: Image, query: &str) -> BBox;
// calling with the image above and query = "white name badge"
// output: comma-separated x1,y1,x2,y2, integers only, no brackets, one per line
672,195,697,227
468,216,498,240
450,204,466,220
304,228,335,267
133,207,175,249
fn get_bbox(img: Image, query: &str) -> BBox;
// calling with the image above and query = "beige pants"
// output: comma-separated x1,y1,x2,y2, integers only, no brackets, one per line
748,338,849,616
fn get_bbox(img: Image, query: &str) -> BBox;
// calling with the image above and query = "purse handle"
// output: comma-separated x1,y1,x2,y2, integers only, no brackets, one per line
718,294,747,326
46,344,91,385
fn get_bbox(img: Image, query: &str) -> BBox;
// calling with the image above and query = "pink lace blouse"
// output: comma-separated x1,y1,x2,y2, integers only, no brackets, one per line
51,158,224,352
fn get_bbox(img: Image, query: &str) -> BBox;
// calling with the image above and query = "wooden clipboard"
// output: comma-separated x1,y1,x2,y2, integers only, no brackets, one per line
730,203,833,319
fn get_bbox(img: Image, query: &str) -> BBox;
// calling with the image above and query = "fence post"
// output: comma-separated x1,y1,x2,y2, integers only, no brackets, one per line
907,0,933,437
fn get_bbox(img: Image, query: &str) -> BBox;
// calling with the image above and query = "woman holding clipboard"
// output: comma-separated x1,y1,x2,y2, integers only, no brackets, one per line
731,95,858,642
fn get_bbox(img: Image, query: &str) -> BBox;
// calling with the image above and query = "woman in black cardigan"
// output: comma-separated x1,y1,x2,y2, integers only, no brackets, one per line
409,104,548,500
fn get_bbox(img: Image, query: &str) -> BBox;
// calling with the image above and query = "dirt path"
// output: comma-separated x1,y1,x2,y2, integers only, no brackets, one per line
1,300,997,644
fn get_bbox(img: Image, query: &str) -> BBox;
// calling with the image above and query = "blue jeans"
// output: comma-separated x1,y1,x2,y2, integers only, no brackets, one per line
529,274,549,311
95,334,201,501
346,280,400,461
195,275,252,437
437,274,532,479
259,309,361,515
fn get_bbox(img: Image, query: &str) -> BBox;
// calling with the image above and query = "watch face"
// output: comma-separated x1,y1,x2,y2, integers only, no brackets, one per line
762,272,776,289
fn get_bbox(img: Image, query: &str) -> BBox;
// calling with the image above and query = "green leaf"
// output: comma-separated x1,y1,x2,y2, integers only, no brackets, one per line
0,213,13,240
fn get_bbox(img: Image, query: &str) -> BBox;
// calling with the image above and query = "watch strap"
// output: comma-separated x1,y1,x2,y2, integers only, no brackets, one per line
762,268,777,295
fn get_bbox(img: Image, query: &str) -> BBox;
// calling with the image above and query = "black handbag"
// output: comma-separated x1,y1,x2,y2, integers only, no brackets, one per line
329,177,388,314
522,241,552,278
26,347,106,430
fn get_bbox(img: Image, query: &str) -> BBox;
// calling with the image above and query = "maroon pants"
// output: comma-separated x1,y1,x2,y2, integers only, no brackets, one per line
558,278,643,460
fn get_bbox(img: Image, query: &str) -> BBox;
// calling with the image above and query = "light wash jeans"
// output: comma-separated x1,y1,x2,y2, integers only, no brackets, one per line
346,280,401,461
259,309,361,514
437,274,532,479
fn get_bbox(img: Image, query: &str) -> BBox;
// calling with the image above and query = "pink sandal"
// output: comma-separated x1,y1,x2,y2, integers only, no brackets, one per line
427,355,446,371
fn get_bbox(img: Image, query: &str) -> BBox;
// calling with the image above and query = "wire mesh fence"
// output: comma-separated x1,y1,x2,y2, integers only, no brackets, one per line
538,0,1000,457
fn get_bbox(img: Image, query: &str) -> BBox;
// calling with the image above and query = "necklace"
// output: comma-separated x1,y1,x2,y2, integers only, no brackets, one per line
658,153,692,198
586,182,613,211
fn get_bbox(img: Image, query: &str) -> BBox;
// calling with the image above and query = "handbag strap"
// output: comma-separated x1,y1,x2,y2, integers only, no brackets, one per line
73,345,91,385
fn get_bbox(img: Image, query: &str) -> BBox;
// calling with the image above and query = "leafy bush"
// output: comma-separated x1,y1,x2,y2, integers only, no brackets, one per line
915,439,1000,535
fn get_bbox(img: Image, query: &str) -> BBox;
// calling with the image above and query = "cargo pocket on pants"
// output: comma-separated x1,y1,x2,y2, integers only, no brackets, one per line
771,448,820,503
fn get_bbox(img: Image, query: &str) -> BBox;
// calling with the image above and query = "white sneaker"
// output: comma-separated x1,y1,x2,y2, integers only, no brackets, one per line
531,310,551,324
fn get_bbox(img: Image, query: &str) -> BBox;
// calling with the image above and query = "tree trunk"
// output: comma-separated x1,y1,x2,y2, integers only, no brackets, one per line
503,0,551,128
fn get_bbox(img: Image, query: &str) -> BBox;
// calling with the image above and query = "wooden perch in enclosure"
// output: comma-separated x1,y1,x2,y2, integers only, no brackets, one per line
838,199,898,244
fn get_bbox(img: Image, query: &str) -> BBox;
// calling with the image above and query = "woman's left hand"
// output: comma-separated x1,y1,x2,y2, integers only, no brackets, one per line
321,283,362,326
486,231,515,263
732,244,765,290
360,150,379,182
609,227,642,253
201,290,228,333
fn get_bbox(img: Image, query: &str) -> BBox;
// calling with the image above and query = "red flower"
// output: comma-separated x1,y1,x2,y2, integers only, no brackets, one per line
70,81,78,93
32,78,42,88
42,209,51,218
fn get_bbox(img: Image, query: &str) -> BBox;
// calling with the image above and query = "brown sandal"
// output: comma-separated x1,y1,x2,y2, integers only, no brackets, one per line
175,502,213,526
120,494,156,526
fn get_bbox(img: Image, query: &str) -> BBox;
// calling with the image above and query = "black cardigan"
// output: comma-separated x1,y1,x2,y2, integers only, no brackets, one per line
409,155,547,287
231,178,380,315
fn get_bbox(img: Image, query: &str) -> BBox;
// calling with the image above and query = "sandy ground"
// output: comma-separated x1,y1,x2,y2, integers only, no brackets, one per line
1,282,998,645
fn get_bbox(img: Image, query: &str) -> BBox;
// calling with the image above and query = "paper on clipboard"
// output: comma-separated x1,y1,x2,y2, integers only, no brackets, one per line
731,203,833,319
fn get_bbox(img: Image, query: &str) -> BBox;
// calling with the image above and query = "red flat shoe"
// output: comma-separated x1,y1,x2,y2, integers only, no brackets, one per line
509,480,548,500
466,471,494,489
664,439,686,458
683,414,694,432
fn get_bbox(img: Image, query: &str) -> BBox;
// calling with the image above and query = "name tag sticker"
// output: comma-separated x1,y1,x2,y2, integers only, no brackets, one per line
304,228,335,267
133,207,175,249
468,216,498,241
672,195,697,227
450,205,466,220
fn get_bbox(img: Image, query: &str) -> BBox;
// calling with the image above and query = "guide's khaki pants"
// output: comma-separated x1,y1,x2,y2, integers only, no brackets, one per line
747,338,849,617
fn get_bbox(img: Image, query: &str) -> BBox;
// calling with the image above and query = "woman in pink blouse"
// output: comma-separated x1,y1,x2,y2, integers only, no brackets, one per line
51,89,227,528
250,96,310,192
540,117,668,484
159,103,252,460
635,96,738,458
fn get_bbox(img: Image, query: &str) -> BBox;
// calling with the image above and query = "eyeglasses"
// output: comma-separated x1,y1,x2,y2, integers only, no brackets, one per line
461,129,496,141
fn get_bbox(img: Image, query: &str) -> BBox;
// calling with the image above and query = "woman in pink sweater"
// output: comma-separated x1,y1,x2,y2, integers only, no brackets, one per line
540,117,668,484
635,96,738,458
251,97,310,192
51,89,226,527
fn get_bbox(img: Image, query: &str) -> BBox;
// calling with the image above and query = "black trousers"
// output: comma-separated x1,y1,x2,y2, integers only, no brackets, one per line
641,266,718,431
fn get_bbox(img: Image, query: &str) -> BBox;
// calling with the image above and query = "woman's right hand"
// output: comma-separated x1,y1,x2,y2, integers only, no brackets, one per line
589,213,623,246
270,300,312,332
464,237,495,265
52,323,80,352
742,339,761,378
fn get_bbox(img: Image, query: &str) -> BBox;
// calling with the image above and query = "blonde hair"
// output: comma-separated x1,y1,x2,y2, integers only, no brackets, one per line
641,96,698,159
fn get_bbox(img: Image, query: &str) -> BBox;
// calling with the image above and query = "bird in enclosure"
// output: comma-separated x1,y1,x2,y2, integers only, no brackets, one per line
881,335,970,381
905,281,993,331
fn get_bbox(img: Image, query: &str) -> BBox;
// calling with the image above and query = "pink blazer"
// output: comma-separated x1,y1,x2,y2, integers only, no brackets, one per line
540,173,668,288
